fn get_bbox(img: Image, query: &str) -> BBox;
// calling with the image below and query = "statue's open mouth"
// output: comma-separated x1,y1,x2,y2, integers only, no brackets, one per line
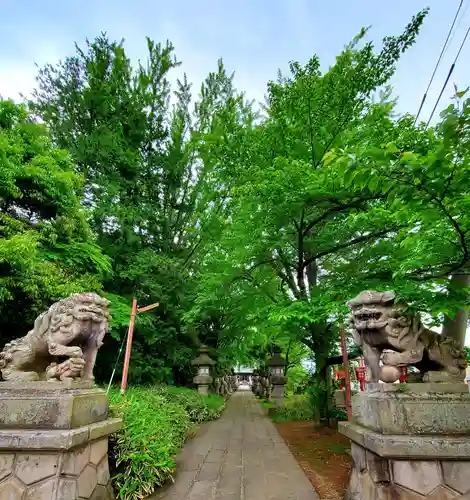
353,309,387,331
76,306,105,322
355,312,382,321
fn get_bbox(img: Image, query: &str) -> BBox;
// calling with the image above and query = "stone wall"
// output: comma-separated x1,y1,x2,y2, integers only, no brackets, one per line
0,436,113,499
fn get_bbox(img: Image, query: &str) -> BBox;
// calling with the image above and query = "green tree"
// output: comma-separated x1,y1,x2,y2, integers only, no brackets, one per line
345,90,470,346
193,11,428,377
0,99,109,339
31,36,252,383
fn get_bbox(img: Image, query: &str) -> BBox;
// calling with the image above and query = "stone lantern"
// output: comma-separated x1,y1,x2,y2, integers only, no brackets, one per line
267,346,287,405
192,345,215,395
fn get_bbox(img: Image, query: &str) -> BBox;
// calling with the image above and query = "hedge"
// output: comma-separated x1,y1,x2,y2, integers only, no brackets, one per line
108,386,225,500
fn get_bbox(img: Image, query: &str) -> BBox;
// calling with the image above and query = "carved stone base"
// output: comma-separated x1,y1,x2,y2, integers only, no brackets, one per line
197,384,209,395
353,382,470,435
340,384,470,499
193,375,212,396
342,425,470,499
0,385,122,499
0,418,121,499
271,385,285,406
0,385,108,430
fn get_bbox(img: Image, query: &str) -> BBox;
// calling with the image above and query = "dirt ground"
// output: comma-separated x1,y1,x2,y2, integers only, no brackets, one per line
274,421,351,500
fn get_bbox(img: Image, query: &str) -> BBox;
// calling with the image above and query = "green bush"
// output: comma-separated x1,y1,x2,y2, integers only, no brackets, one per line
329,406,348,421
155,385,225,423
108,386,225,500
271,394,315,422
286,365,310,395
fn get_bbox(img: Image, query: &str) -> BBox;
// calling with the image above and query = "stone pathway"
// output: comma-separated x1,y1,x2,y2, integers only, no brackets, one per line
154,389,318,500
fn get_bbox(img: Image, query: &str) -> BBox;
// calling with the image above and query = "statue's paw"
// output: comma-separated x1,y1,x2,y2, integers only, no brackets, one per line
48,343,61,356
381,352,399,366
70,347,84,358
69,357,86,368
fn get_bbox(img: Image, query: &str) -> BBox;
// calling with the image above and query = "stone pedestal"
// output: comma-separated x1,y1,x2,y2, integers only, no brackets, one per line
193,375,211,395
271,375,287,406
0,382,122,500
339,382,470,499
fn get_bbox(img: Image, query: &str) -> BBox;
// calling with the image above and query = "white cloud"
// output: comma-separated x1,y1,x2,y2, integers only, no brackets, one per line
1,38,69,101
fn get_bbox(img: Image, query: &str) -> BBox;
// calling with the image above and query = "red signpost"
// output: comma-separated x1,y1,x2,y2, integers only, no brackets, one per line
339,327,353,421
120,299,159,396
120,299,137,396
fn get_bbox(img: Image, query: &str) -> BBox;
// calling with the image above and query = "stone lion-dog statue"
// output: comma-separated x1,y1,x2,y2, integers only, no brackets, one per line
0,292,111,382
347,290,467,383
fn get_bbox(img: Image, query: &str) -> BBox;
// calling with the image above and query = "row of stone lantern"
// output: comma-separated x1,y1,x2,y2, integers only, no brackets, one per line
191,344,288,403
191,345,239,396
214,374,237,396
252,346,287,406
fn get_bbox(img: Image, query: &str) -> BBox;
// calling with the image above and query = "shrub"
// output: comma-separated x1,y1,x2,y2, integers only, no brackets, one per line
109,387,190,499
286,365,310,395
155,385,225,423
108,385,226,500
329,407,348,421
272,394,315,422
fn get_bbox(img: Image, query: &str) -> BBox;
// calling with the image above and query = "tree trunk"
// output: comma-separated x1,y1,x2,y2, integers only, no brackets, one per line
312,353,329,428
442,270,470,348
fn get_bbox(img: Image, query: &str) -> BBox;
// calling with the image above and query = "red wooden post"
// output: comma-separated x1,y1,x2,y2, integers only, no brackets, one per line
339,327,353,421
120,299,137,396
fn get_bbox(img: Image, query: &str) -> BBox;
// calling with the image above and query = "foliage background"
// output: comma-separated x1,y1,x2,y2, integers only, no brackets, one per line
2,7,469,395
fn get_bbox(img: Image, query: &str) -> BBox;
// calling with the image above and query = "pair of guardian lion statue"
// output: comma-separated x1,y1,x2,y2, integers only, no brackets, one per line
0,290,466,384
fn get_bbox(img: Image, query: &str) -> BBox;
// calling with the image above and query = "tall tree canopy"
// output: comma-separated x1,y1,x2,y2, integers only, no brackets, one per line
4,7,470,396
29,35,253,383
190,10,429,378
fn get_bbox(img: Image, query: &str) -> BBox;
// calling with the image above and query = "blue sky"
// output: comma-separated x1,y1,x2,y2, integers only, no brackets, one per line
1,0,469,121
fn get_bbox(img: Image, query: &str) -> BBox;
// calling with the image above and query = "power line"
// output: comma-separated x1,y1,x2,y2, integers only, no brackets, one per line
447,0,470,49
414,0,465,124
426,25,470,127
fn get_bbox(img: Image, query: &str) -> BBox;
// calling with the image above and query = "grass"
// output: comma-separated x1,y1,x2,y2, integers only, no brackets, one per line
327,444,349,454
108,385,226,500
259,399,276,409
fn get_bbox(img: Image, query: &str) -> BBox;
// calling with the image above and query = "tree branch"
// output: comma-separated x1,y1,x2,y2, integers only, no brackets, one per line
272,256,300,299
302,195,385,236
297,210,306,297
303,228,398,268
389,170,469,261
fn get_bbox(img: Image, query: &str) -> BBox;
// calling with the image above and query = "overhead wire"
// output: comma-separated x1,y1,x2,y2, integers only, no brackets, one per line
446,0,470,49
426,25,470,127
414,0,465,124
106,334,127,394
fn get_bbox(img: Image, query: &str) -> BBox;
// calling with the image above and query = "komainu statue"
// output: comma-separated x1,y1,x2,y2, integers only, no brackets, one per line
347,290,467,383
0,292,111,382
